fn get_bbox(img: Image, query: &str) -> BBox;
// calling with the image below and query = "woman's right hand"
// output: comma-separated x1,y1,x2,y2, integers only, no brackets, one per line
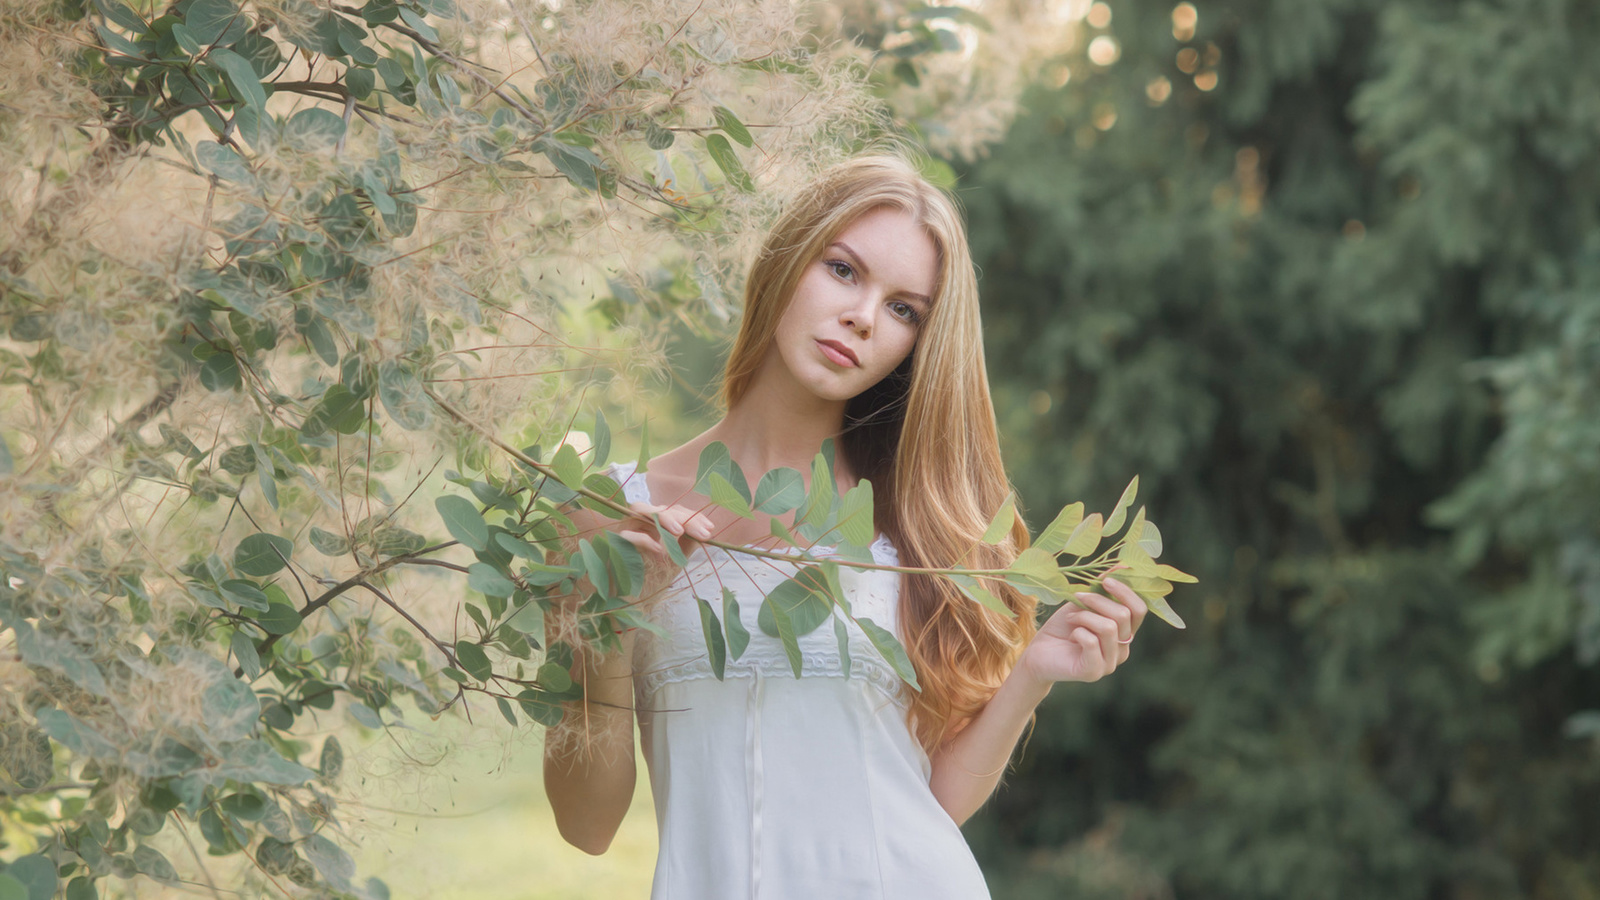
612,501,715,575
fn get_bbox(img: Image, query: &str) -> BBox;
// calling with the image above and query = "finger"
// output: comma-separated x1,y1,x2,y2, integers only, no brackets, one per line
1080,611,1121,672
1072,628,1107,681
616,529,667,559
1075,592,1134,641
1100,577,1149,632
683,509,715,542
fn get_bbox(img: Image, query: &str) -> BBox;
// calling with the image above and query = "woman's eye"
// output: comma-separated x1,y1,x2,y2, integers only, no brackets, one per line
889,301,920,323
827,260,854,280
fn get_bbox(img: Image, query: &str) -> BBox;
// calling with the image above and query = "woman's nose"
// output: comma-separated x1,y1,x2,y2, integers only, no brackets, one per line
840,304,872,337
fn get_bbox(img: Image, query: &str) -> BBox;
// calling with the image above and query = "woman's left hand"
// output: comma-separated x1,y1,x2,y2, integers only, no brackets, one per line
1015,576,1148,688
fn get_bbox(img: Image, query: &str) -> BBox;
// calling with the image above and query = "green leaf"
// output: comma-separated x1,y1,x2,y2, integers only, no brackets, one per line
94,22,146,58
308,526,349,555
230,630,261,678
636,417,652,472
302,833,355,891
536,662,571,692
131,845,178,884
507,600,545,645
378,361,431,430
455,641,492,681
5,855,56,900
1139,520,1164,558
982,493,1016,544
234,532,292,576
199,350,242,392
551,442,585,489
468,562,515,597
0,875,24,900
696,597,728,680
753,467,805,513
220,578,269,611
12,621,109,696
721,588,751,661
591,409,611,467
1062,513,1104,557
707,471,753,518
283,107,347,152
1034,502,1084,556
541,138,599,191
185,0,244,45
645,121,675,149
345,66,376,100
496,695,518,725
397,5,439,42
950,573,1015,618
319,735,343,780
600,533,645,596
254,601,301,635
201,667,261,741
232,30,283,77
802,451,833,529
214,740,316,784
0,433,12,475
1136,589,1186,629
713,105,753,146
1005,547,1075,603
653,513,687,567
64,877,97,900
517,689,564,726
704,131,752,188
835,480,875,547
757,567,833,640
856,617,919,690
436,494,489,551
704,133,753,191
303,384,366,437
197,140,254,184
209,46,266,109
834,615,852,678
1105,475,1139,534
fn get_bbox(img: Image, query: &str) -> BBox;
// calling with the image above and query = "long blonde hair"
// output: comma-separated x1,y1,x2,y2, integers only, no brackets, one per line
722,154,1036,751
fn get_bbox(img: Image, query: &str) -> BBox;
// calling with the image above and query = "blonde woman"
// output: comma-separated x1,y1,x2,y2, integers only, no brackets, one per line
545,155,1147,899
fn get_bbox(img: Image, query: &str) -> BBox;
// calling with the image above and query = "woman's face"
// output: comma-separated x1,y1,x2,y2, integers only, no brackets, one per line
765,206,939,405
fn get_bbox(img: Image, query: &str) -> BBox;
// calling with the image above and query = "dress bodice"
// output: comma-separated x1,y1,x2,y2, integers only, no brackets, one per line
607,461,990,900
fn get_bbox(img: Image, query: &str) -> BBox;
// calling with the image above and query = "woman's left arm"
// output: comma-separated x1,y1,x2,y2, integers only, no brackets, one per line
927,577,1148,825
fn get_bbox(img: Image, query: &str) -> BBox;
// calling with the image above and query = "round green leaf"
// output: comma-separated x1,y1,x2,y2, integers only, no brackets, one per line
4,855,55,900
0,875,26,900
199,350,242,392
283,107,347,152
454,641,492,681
234,532,292,575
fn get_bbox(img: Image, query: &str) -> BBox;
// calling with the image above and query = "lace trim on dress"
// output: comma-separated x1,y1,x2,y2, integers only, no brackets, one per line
637,647,907,704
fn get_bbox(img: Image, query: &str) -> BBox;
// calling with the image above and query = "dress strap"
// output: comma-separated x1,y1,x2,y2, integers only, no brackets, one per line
606,460,652,506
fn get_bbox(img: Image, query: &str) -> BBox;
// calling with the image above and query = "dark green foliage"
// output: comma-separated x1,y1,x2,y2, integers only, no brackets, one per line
962,0,1600,896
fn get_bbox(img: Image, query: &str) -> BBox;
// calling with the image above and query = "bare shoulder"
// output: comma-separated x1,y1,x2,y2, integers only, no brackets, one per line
635,441,705,505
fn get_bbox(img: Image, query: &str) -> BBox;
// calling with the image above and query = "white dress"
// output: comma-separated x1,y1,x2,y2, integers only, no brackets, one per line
610,462,992,900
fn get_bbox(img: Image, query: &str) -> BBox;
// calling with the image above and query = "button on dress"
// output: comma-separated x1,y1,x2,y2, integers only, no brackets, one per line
610,462,992,900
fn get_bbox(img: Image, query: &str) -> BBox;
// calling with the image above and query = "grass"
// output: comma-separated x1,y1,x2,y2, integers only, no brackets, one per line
348,715,657,900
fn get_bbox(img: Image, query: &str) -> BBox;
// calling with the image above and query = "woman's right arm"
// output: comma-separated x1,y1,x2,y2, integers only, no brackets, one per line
543,626,640,854
542,499,712,854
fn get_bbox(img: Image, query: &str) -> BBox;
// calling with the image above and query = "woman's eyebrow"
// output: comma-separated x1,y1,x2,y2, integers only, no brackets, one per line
831,241,933,306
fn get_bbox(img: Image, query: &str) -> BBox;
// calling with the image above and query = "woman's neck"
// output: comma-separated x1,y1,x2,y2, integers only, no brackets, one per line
705,375,851,480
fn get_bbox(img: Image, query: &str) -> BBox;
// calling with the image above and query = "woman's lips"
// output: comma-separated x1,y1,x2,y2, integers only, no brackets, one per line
816,339,859,367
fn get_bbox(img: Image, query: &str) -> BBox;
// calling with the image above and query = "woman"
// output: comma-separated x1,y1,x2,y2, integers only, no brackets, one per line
544,154,1147,899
